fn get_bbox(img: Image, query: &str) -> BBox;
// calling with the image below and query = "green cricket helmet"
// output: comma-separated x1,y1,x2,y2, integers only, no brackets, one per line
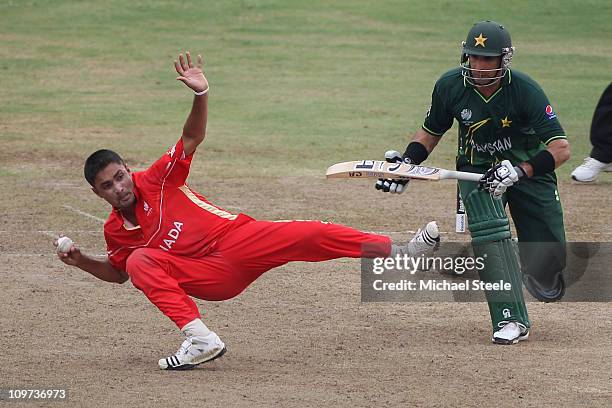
460,20,515,87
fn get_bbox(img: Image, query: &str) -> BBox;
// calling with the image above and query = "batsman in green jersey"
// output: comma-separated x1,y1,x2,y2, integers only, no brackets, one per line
376,20,570,344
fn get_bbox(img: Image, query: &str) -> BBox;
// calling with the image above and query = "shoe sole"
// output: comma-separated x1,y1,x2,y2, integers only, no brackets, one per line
492,331,529,345
163,346,227,371
571,174,599,183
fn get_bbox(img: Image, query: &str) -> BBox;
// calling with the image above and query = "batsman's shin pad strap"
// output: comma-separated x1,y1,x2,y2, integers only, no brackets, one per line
465,190,511,244
465,190,529,328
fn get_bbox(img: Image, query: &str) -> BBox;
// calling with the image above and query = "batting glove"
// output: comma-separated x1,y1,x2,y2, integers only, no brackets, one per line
375,150,410,194
478,160,526,198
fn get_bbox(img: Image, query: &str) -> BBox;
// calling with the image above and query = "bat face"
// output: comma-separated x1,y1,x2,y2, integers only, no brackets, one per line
327,160,441,181
326,160,482,182
398,163,441,178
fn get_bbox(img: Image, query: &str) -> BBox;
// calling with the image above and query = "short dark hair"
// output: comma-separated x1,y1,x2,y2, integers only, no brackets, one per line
84,149,125,186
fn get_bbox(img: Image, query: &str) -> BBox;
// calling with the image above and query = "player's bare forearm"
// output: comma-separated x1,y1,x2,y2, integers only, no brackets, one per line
546,138,571,167
412,128,442,153
182,94,208,156
519,139,571,177
75,255,129,284
174,51,209,156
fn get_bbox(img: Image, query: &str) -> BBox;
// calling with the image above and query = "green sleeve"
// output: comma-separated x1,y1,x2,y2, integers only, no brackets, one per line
422,80,454,136
523,85,566,145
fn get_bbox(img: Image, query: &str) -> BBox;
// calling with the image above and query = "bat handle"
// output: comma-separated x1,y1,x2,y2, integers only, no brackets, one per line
440,170,483,182
456,184,466,233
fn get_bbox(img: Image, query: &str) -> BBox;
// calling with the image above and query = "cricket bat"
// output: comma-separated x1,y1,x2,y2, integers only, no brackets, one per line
326,160,483,182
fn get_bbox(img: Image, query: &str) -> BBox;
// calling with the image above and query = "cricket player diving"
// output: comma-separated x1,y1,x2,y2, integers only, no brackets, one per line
54,51,440,370
376,21,570,344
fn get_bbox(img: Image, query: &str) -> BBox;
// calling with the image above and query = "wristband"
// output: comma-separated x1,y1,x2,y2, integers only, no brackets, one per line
402,141,429,165
513,165,526,179
526,150,556,176
194,86,209,96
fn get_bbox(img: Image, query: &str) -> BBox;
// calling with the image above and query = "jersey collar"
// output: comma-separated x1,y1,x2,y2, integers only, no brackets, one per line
467,69,512,103
112,184,141,231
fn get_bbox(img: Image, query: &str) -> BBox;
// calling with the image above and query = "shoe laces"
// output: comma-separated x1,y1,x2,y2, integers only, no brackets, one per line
496,321,527,334
497,321,516,331
177,337,193,356
581,157,604,169
411,228,425,243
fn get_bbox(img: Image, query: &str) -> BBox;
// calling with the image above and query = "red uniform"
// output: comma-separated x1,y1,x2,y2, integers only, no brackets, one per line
105,139,391,328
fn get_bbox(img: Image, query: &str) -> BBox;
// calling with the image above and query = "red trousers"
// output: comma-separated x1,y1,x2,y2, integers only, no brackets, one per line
125,220,391,328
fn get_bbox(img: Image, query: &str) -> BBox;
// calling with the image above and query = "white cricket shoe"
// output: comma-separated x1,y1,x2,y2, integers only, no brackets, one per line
571,157,612,183
159,332,226,370
391,221,440,258
492,322,530,345
407,221,440,255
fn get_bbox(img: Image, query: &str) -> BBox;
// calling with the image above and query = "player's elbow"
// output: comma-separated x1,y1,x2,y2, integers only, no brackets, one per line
557,141,571,164
116,271,130,284
107,264,129,284
182,129,205,144
413,128,441,153
193,134,205,146
548,139,570,166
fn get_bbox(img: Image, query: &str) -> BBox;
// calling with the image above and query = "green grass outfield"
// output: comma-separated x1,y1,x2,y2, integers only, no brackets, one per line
1,0,611,179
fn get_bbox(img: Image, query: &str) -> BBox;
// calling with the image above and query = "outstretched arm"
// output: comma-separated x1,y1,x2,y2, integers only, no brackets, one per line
375,128,442,194
174,51,209,156
54,238,129,284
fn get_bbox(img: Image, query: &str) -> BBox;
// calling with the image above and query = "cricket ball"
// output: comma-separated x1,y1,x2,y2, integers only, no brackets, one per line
57,236,74,254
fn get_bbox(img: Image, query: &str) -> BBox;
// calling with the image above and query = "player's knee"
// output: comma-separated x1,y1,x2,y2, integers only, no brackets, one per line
465,190,511,244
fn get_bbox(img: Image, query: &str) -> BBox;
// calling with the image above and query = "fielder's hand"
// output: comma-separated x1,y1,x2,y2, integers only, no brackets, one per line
375,150,410,194
478,160,525,198
174,51,209,94
54,237,83,267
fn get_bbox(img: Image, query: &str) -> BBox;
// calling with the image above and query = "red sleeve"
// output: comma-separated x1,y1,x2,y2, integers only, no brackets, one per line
142,138,194,187
104,214,141,273
105,232,133,272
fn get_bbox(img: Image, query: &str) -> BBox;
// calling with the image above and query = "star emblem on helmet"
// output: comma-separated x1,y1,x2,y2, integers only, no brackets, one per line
474,33,487,47
501,116,512,128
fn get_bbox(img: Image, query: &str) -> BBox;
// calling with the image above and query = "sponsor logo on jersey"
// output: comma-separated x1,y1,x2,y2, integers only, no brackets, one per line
470,136,512,155
143,201,153,216
168,145,176,157
502,308,512,319
545,104,557,120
